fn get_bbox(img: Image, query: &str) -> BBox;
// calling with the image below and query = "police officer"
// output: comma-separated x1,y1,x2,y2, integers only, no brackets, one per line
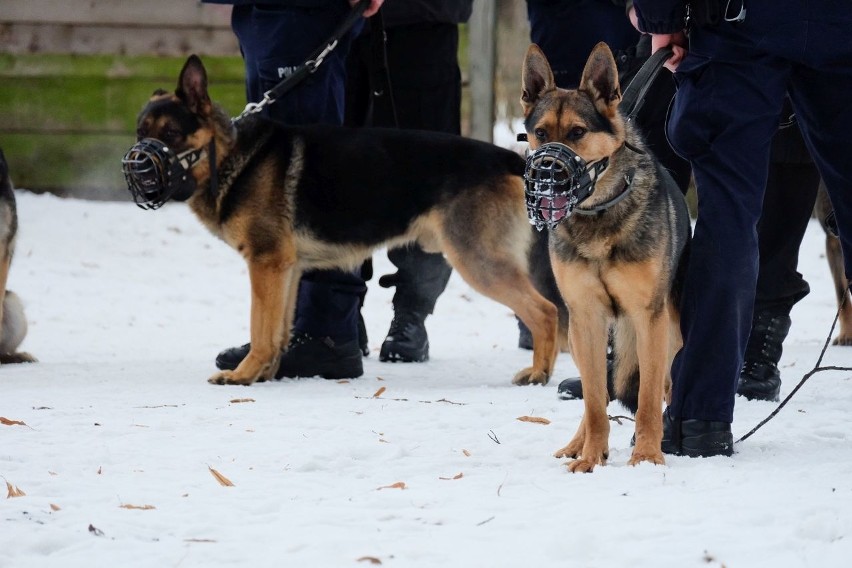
633,0,852,457
206,0,383,380
344,0,473,365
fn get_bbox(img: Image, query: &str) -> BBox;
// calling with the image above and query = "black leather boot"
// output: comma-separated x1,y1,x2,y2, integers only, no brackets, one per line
380,311,429,362
277,331,363,379
215,331,363,380
737,311,792,402
661,408,734,458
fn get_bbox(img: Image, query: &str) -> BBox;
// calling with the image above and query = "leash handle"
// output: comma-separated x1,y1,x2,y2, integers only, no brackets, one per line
234,0,371,122
619,47,673,122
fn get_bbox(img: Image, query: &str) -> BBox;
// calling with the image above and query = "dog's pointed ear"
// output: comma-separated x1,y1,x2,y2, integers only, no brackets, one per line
177,55,211,115
521,44,556,117
579,42,621,119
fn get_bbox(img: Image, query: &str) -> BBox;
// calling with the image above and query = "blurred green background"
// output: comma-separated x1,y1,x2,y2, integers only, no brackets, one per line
0,54,246,199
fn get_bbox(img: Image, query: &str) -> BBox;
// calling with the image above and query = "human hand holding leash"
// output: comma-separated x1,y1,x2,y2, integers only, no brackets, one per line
650,32,686,71
351,0,383,18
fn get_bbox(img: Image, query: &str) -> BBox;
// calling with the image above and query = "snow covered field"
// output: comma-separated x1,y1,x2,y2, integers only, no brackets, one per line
2,190,851,567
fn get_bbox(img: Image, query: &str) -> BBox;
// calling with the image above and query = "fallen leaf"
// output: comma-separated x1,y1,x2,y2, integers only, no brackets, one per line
97,466,102,475
88,524,105,536
50,504,61,511
120,504,156,510
517,415,551,425
357,557,382,565
377,481,406,490
209,466,234,487
229,398,255,404
6,481,26,498
373,386,386,398
0,417,26,426
439,472,464,481
462,449,471,457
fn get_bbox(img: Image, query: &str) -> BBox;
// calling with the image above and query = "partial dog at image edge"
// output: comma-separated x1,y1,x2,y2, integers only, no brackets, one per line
814,182,852,345
520,43,691,471
124,55,564,387
0,147,36,365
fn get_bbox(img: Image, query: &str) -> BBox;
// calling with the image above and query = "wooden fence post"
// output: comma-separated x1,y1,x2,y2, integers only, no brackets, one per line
468,0,496,143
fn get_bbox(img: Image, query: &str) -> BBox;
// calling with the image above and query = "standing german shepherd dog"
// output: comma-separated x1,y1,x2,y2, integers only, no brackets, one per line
521,43,691,471
126,55,559,387
0,147,35,365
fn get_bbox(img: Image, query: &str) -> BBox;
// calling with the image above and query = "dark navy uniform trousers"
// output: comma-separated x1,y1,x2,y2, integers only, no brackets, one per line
231,2,367,342
666,0,852,423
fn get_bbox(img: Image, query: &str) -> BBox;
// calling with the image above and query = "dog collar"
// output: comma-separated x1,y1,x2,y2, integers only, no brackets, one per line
573,167,636,216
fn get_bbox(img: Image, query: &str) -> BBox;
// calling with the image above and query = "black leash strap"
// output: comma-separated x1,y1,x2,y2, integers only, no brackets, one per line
233,0,371,122
618,47,673,122
737,284,852,444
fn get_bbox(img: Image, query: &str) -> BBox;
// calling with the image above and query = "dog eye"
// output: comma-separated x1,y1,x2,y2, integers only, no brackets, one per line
534,128,547,141
566,127,587,141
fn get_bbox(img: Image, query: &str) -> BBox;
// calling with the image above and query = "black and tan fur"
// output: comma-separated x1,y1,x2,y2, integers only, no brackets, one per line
133,55,560,387
815,182,852,346
0,147,35,365
521,43,691,471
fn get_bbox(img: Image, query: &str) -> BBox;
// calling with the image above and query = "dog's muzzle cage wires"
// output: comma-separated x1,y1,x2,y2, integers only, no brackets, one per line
523,142,608,231
121,138,205,210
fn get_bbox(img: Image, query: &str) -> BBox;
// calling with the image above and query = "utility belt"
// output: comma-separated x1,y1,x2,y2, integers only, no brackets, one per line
688,0,746,30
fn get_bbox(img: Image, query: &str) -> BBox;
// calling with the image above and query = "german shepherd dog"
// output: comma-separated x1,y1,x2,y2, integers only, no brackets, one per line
815,182,852,345
128,55,560,387
521,43,691,471
0,147,35,365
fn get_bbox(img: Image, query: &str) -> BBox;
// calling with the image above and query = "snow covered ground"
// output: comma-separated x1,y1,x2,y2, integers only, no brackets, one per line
2,190,851,567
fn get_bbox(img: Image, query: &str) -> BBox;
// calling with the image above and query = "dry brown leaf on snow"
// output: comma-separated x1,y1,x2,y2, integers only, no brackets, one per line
373,386,386,398
208,466,235,487
230,398,255,404
120,503,156,510
357,557,382,565
50,503,61,511
439,472,464,481
0,417,27,426
517,415,551,425
6,481,26,498
462,449,471,457
377,481,406,490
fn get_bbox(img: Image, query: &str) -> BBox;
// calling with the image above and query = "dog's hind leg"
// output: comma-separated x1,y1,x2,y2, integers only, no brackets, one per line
209,248,295,386
442,247,558,385
826,233,852,345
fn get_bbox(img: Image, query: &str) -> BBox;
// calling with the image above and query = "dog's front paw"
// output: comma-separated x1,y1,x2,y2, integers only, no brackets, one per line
833,334,852,346
553,441,582,459
627,449,665,467
512,367,550,386
567,457,603,473
208,370,258,386
561,443,608,473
